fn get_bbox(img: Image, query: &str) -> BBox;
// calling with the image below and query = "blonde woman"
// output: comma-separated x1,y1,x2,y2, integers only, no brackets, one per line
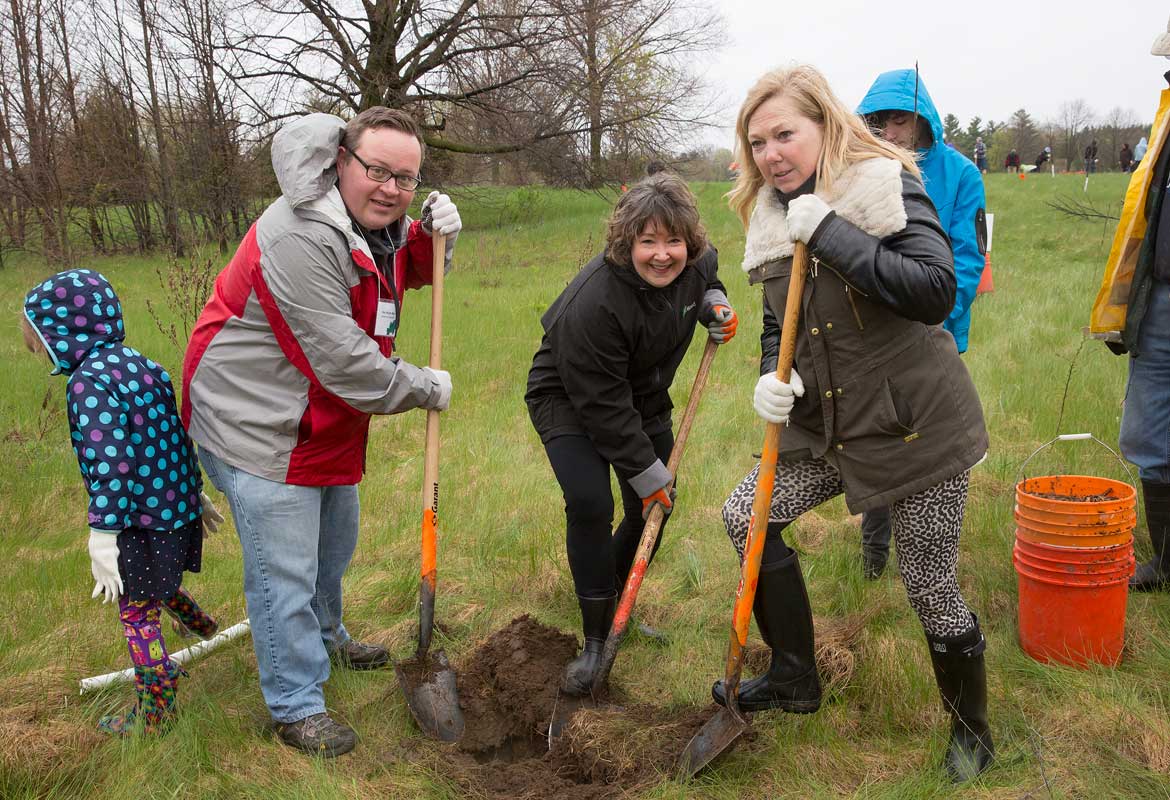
711,65,992,782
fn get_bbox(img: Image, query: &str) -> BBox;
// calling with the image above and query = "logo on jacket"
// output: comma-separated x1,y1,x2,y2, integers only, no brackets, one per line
682,302,696,317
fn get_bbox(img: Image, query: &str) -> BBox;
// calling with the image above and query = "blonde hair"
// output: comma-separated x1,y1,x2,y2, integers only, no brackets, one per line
727,64,920,228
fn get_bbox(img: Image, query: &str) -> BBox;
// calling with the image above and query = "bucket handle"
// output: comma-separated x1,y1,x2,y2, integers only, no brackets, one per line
1016,433,1136,490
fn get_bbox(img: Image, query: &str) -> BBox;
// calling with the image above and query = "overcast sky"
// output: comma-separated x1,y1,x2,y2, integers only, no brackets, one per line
700,0,1169,150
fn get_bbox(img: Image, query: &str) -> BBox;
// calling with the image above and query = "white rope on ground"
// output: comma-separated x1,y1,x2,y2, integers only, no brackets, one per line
79,619,251,694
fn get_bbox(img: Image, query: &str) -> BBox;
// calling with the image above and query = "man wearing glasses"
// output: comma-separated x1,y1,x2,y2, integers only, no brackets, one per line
182,107,461,757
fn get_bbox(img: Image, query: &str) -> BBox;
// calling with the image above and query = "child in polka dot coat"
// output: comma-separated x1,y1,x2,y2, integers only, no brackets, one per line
21,269,226,736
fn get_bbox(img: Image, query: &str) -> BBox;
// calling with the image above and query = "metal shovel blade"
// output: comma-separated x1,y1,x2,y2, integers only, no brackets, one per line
394,648,465,742
676,706,750,779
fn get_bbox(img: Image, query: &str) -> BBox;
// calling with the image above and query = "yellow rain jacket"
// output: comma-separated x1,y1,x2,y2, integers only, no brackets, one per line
1090,82,1170,354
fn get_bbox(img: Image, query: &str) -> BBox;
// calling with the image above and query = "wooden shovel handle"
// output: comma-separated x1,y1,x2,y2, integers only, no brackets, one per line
592,338,719,692
418,232,445,655
722,242,808,711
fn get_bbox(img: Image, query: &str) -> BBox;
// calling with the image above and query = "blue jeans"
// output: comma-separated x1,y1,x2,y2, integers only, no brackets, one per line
1120,280,1170,483
199,449,359,722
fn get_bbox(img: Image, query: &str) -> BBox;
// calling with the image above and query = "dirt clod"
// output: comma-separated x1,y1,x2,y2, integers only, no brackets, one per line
1025,488,1118,503
430,615,725,799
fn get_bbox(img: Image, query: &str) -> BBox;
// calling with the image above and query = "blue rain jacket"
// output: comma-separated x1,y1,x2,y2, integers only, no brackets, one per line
857,70,986,353
23,270,202,532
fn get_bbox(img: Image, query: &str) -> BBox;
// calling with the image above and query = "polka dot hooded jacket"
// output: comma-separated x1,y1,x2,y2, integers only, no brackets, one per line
23,270,203,532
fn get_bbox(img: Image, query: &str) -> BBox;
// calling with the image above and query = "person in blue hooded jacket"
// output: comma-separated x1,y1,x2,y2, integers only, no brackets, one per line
854,69,987,578
20,269,224,736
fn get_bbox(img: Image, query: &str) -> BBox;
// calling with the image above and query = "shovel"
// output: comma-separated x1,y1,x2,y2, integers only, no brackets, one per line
394,232,465,742
677,242,809,778
589,337,719,694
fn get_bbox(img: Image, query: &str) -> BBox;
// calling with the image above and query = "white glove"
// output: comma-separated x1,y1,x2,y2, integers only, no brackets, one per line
423,367,452,411
786,194,832,244
754,369,805,424
422,191,461,237
201,492,224,535
88,529,123,604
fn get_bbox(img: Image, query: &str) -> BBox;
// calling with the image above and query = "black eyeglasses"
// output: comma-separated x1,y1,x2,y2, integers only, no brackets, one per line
348,150,422,191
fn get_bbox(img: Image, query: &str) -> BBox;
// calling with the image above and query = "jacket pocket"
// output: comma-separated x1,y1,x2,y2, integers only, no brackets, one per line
883,378,918,438
835,375,916,442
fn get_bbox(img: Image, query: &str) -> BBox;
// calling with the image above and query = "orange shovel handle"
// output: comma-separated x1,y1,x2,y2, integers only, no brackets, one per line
418,232,445,655
722,242,808,709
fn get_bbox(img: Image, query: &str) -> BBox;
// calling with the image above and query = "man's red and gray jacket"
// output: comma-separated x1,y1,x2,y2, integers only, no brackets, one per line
182,114,450,486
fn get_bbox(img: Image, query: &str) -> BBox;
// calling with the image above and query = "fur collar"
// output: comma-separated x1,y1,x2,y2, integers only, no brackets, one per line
742,157,907,272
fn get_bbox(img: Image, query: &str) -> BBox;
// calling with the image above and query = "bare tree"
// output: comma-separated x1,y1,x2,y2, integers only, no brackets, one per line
155,0,252,251
546,0,722,184
1100,106,1139,170
220,0,722,182
135,0,185,254
0,0,73,263
1054,98,1094,171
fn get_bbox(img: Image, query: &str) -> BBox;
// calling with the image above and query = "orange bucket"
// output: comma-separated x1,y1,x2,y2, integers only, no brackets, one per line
1014,538,1133,575
1014,515,1136,549
1014,502,1136,528
1016,475,1135,516
1015,474,1137,548
1012,436,1139,667
1013,542,1133,667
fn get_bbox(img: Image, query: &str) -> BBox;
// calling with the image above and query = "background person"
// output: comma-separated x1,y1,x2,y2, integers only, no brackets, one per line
1085,139,1099,173
1120,142,1134,173
525,173,737,696
973,136,988,173
21,270,223,736
183,107,460,757
854,69,987,578
713,65,992,782
1091,18,1170,593
1033,145,1052,173
1005,149,1021,172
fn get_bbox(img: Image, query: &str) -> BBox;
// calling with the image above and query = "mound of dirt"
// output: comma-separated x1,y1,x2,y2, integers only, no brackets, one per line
438,615,720,799
456,614,579,758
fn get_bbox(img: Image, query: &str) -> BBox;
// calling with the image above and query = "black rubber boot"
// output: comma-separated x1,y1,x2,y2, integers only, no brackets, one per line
860,507,892,579
711,543,821,713
561,592,617,696
1131,480,1170,592
928,621,994,782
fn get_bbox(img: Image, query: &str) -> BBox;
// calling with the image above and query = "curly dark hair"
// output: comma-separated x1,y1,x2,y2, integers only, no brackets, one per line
604,173,708,268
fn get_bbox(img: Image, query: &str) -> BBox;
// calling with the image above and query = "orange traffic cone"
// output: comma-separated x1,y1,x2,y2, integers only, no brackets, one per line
977,251,994,294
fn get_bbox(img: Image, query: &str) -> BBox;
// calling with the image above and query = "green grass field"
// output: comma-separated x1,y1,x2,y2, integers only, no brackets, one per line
2,172,1168,798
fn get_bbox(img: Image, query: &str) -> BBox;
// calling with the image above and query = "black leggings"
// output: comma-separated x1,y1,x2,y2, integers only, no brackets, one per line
544,431,674,598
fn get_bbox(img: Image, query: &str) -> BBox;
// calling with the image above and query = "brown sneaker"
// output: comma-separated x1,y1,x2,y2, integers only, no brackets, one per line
275,713,357,757
329,639,389,670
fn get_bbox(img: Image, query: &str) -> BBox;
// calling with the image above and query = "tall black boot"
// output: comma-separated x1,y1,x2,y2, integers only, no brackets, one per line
928,621,994,782
561,592,617,696
711,543,821,713
1130,480,1170,592
860,507,892,579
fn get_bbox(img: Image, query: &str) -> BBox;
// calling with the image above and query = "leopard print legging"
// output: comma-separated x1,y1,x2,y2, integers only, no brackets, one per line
722,456,976,638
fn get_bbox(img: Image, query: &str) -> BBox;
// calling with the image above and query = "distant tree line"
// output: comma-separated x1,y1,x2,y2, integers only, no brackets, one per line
941,103,1150,173
0,0,723,265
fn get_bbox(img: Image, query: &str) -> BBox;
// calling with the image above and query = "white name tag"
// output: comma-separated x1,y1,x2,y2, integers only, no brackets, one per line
375,299,398,338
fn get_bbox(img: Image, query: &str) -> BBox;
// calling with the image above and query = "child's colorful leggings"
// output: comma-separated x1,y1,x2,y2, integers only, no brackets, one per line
99,597,183,735
162,587,219,639
120,597,169,667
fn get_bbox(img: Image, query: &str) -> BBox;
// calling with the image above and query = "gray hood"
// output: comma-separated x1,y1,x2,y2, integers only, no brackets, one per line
271,113,346,209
